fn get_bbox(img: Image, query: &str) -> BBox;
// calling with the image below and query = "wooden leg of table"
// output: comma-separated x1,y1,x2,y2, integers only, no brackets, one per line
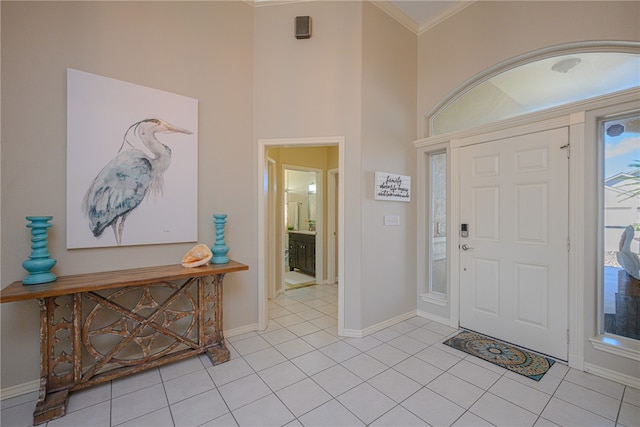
205,273,230,365
206,345,231,365
34,298,72,425
33,389,69,426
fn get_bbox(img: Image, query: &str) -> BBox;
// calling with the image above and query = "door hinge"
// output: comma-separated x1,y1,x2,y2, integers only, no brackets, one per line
566,329,570,345
567,236,571,251
560,143,571,158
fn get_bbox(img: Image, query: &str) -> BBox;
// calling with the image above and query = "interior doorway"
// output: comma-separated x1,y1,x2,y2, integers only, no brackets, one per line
257,137,345,335
283,167,321,291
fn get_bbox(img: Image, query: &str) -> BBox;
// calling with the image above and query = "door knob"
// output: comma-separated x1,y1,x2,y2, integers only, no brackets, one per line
461,244,474,251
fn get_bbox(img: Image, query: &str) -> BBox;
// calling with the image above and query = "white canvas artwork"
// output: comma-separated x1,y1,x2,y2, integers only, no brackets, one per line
67,69,199,248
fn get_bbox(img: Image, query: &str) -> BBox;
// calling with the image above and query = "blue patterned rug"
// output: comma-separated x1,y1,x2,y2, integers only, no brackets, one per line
443,330,555,381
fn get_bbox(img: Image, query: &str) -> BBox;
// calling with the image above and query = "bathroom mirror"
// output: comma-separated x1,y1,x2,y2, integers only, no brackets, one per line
285,169,316,231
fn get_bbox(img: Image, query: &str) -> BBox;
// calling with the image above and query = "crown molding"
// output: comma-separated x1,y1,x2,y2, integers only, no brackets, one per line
371,1,420,34
372,1,476,36
244,0,473,35
244,0,317,8
418,1,475,35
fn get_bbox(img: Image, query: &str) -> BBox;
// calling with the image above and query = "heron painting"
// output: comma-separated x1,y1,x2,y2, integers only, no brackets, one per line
67,69,198,248
82,119,193,245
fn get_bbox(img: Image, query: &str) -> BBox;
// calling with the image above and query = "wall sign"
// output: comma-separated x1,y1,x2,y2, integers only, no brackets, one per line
374,171,411,202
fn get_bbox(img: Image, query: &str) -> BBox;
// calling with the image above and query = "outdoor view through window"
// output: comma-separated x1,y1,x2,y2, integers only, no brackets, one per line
603,114,640,340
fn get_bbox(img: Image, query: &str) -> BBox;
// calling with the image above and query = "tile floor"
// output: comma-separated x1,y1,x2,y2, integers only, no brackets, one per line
2,283,639,427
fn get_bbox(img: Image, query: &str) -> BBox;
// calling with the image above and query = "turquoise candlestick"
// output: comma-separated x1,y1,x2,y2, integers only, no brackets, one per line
22,216,57,285
211,214,229,264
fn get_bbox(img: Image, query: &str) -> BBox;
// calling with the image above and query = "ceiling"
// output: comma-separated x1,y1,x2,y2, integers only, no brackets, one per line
383,1,474,33
250,1,472,34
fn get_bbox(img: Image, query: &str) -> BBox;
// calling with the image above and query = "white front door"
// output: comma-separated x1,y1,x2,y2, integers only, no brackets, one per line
459,127,569,360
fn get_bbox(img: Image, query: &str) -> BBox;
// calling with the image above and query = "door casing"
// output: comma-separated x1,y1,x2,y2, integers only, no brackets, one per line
416,112,588,369
257,137,346,334
417,88,640,376
327,168,339,284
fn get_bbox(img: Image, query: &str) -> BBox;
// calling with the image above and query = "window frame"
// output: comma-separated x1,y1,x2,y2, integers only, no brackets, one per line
590,108,640,361
424,42,640,139
418,143,451,307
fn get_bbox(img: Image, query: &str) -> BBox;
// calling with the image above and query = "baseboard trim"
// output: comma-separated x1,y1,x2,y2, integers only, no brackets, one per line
584,362,640,389
225,323,261,337
568,353,584,371
416,309,453,327
1,379,39,401
1,324,261,401
343,310,417,338
342,328,362,338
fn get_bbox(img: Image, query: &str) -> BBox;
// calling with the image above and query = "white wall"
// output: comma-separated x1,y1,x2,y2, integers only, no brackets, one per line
254,1,366,328
6,0,633,392
1,1,255,390
254,1,418,330
361,2,417,327
1,0,420,391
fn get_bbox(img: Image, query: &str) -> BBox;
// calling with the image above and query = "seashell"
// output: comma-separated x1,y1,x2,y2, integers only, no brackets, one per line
181,244,212,268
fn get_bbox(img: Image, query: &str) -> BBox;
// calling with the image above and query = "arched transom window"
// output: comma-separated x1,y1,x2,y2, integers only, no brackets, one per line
431,47,640,136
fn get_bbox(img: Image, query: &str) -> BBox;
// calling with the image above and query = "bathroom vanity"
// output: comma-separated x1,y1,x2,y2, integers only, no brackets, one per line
288,231,316,275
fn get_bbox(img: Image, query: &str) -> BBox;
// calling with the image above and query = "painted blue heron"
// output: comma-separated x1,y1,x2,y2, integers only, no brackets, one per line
82,118,193,245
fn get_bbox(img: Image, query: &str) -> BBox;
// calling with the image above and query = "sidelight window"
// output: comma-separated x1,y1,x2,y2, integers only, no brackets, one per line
429,151,447,296
601,113,640,341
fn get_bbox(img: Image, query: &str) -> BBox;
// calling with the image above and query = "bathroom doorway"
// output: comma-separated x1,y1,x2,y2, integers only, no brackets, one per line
284,168,320,290
258,137,345,335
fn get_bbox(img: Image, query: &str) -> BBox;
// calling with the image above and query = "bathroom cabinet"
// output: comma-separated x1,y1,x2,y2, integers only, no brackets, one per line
288,232,316,275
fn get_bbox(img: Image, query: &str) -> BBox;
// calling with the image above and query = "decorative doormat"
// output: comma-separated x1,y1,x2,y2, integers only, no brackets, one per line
443,330,555,381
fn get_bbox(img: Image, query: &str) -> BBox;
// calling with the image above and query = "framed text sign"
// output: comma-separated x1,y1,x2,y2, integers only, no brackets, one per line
374,171,411,202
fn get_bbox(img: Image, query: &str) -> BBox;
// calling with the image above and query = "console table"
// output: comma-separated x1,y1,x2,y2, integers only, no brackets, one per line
0,260,248,425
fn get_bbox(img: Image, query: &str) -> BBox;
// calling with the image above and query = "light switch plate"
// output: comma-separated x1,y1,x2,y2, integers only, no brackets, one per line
384,215,400,226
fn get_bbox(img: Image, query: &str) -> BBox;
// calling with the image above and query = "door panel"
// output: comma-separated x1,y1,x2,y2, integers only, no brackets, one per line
473,187,500,240
473,258,500,315
514,262,548,328
459,127,569,360
515,183,548,244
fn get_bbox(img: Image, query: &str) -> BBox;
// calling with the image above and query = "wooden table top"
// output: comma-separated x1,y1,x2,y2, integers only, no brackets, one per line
0,260,248,303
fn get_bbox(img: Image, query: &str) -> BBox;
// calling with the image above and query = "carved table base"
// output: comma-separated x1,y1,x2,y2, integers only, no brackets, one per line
0,262,247,426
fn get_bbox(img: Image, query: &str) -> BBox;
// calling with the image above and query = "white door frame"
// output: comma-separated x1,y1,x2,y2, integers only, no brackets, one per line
257,137,345,334
417,112,587,369
417,89,640,376
267,157,278,299
327,168,339,284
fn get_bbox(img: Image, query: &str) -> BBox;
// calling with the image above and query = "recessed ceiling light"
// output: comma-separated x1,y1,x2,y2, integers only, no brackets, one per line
551,57,582,73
